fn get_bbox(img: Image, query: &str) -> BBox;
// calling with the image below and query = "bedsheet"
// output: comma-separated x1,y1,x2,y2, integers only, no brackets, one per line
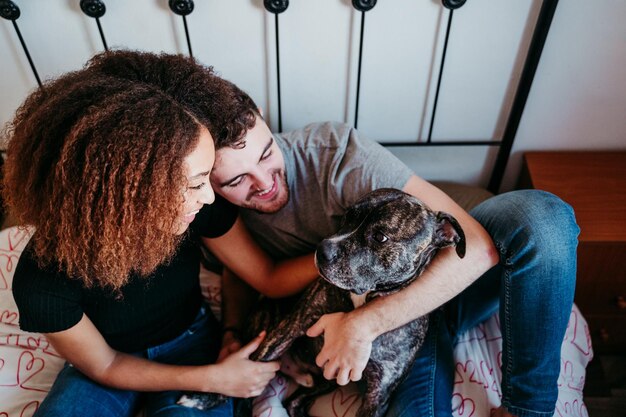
0,226,591,416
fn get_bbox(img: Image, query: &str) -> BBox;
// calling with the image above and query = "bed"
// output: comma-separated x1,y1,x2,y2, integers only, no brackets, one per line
0,182,592,416
1,1,592,415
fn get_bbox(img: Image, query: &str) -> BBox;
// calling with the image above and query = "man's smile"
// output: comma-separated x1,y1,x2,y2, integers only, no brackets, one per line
250,173,279,201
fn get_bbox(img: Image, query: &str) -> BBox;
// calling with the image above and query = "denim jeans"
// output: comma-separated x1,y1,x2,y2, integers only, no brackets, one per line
386,190,579,417
34,305,234,417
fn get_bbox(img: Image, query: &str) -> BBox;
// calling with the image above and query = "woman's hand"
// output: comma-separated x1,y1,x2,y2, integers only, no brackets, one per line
217,329,242,362
208,331,280,398
45,314,278,395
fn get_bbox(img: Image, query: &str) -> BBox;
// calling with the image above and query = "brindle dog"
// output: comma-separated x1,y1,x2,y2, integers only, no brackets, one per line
179,188,466,417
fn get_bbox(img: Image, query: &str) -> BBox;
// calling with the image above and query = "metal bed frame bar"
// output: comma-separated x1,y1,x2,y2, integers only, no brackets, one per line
0,0,559,193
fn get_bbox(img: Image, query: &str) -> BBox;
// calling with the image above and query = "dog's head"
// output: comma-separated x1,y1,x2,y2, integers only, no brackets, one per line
316,188,466,295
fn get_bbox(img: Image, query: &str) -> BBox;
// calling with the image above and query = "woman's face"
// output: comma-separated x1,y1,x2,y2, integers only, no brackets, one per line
176,127,216,235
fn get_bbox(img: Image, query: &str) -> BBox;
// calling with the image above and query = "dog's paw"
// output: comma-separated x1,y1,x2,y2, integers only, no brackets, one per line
177,393,227,410
177,394,208,410
280,354,315,388
294,373,314,388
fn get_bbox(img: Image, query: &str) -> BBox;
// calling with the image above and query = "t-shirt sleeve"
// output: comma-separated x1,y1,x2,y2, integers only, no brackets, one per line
323,122,414,209
12,244,84,334
192,194,239,238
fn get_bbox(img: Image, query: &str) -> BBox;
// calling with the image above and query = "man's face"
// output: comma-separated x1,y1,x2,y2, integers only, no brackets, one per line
210,116,289,213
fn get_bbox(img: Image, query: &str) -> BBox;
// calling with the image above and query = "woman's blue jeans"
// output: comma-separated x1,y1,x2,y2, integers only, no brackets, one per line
386,190,579,417
34,305,234,417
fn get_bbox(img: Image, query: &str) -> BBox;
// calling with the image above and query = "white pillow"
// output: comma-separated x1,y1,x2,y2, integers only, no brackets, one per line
0,226,66,417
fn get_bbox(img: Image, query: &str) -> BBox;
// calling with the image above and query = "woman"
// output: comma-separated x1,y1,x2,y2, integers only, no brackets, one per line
2,54,317,417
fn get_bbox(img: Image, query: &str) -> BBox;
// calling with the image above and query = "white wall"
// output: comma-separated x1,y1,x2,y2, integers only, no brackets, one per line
1,0,624,192
501,0,626,191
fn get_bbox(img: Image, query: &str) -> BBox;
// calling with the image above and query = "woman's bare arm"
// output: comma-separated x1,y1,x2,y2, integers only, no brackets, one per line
45,314,279,397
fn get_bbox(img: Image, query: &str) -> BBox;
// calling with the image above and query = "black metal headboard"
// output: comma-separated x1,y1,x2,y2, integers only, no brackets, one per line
0,0,559,194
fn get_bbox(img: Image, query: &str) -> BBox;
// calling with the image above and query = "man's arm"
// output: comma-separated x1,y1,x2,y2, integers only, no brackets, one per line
46,314,280,397
307,175,499,385
218,268,259,360
203,216,318,298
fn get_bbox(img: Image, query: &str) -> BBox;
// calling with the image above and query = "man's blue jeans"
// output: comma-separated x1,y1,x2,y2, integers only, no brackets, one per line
34,305,234,417
386,190,579,417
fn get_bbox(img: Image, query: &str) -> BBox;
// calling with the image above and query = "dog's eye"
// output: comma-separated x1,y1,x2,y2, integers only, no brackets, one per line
372,231,388,243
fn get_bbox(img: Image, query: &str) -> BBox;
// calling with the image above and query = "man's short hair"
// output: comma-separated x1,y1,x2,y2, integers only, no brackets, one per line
88,50,259,150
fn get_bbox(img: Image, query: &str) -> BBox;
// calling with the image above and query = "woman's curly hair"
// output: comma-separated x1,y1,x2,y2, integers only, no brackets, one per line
1,62,205,291
85,50,260,150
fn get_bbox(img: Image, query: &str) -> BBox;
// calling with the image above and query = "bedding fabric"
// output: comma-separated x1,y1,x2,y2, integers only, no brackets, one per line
0,226,591,417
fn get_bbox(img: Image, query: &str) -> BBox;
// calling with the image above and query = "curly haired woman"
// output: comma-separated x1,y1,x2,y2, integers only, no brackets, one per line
2,53,317,417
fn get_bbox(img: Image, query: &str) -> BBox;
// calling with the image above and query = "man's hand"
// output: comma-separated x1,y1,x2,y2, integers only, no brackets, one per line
306,312,374,386
211,331,280,398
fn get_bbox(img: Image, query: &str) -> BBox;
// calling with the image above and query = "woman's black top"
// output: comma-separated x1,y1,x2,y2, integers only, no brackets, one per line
12,196,237,353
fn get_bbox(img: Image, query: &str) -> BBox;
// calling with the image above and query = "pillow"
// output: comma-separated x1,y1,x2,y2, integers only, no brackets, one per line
432,181,495,212
450,304,591,416
0,226,66,417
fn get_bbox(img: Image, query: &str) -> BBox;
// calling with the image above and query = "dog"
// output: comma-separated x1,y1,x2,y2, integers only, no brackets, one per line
178,188,466,417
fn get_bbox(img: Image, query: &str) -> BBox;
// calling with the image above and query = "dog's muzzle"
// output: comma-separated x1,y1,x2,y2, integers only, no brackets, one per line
316,239,337,262
317,239,373,294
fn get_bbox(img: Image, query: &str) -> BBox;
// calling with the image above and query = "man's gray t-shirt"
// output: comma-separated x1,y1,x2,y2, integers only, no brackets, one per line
240,121,413,260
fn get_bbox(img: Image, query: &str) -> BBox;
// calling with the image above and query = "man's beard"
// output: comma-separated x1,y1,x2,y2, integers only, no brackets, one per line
243,170,289,214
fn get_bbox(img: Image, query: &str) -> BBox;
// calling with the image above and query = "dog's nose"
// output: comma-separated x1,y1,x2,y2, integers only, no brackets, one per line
316,239,338,265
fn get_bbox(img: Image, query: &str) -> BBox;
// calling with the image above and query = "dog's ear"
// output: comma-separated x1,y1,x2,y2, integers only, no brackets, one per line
435,212,466,258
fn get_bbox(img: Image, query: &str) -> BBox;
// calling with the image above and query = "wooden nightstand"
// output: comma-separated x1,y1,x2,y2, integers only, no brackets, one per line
518,151,626,354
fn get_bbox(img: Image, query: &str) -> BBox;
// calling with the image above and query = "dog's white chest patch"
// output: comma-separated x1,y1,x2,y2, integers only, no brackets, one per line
350,292,370,308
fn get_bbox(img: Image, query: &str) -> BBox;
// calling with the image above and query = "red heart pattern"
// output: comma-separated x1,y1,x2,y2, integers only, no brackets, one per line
0,310,18,326
330,387,361,417
17,351,46,392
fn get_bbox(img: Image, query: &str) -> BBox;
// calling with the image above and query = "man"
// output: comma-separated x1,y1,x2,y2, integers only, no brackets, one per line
206,99,579,417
